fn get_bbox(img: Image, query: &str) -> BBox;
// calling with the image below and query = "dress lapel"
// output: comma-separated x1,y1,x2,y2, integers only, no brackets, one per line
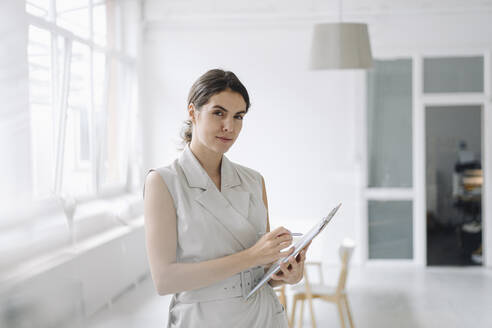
178,144,257,249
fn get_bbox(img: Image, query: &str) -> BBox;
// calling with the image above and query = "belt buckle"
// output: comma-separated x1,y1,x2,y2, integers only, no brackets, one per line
240,268,253,300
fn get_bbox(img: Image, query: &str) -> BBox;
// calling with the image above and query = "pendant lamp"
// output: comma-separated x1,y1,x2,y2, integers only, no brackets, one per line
310,0,373,69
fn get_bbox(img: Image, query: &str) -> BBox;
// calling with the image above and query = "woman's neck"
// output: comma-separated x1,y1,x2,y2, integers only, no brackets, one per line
189,140,222,178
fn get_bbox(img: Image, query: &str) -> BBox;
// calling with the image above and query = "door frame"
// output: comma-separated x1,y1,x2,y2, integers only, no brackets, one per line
362,50,492,268
416,51,491,268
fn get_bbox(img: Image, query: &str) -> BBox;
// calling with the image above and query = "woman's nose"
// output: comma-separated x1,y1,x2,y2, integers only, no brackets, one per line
222,119,234,132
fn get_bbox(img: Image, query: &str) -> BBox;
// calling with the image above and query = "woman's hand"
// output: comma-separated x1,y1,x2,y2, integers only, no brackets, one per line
248,227,295,267
269,241,312,285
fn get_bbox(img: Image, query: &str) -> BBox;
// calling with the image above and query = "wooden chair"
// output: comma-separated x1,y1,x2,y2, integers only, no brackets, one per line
289,239,355,328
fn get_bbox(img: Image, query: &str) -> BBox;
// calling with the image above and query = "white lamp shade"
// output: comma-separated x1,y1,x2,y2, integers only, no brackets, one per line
310,22,373,69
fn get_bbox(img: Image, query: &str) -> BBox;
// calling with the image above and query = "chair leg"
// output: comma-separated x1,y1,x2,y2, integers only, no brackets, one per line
290,295,298,328
298,299,305,328
282,292,287,314
343,295,354,328
336,299,346,328
307,296,316,328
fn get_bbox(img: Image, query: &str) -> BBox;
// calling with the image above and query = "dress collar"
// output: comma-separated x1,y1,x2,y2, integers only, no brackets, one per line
178,143,256,249
178,143,241,191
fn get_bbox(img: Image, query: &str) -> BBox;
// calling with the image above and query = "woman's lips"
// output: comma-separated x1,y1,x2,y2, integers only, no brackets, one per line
216,137,232,143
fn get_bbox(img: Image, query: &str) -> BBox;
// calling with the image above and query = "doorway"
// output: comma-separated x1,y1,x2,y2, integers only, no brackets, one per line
425,105,483,266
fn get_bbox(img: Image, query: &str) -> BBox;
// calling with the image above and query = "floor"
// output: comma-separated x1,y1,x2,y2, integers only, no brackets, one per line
86,266,492,328
427,227,481,266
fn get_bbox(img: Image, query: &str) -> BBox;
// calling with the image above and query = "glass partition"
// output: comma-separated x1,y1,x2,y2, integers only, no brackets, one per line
369,200,413,259
423,56,484,93
367,59,413,188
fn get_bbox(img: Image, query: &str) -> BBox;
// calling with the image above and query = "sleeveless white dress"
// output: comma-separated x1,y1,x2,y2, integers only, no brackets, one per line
146,144,289,328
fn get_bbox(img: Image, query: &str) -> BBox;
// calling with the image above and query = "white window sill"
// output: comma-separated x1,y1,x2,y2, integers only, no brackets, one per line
0,191,144,289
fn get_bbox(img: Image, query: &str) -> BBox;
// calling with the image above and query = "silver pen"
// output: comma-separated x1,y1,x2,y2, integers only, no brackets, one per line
257,232,303,236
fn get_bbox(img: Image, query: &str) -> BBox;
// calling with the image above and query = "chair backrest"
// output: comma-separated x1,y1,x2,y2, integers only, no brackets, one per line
336,238,355,294
302,238,355,296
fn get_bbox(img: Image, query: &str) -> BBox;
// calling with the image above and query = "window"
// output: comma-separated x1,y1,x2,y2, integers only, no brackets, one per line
62,41,93,196
368,200,413,259
423,56,484,93
26,0,137,201
367,59,413,188
56,0,91,39
365,59,414,260
0,0,141,281
26,0,50,19
27,25,58,199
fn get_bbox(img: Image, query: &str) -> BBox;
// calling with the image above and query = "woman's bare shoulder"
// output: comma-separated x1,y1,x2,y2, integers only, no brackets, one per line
144,171,170,200
144,170,177,217
143,163,178,199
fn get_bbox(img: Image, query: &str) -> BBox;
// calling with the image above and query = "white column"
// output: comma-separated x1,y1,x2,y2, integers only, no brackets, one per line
0,0,32,212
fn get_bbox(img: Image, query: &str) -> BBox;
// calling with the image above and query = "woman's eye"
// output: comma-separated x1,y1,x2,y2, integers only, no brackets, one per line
214,111,223,116
235,116,244,120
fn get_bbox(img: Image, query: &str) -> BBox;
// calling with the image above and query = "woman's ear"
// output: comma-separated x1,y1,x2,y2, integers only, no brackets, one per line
188,103,196,124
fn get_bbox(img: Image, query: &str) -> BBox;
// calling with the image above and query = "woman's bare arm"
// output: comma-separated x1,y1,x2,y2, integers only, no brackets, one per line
143,171,292,295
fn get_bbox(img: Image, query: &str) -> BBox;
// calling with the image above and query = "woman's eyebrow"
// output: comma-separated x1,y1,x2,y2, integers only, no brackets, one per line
212,105,246,114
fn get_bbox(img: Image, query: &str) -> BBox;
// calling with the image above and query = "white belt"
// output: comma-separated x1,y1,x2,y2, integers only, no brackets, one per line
177,266,265,303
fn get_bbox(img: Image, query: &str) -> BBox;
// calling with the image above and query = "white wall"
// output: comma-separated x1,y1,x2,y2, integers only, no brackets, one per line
141,1,492,265
0,0,31,210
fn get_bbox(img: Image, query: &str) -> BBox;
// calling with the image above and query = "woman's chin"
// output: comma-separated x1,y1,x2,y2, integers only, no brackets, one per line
216,144,232,153
214,139,234,150
204,142,231,155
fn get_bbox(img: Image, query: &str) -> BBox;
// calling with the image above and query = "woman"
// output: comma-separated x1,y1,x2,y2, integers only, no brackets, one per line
143,69,311,327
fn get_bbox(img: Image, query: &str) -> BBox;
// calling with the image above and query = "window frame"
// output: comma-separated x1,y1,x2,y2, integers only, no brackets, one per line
26,1,136,209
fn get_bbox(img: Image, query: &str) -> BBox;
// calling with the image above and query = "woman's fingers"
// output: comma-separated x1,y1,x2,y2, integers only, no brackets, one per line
278,240,292,248
269,226,290,239
270,234,291,251
279,246,295,257
290,255,304,275
271,263,288,280
271,235,311,266
271,258,305,283
288,255,296,266
270,272,282,280
293,241,311,261
276,234,293,244
295,248,308,262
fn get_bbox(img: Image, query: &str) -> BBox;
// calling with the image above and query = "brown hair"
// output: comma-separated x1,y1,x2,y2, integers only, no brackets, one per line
179,69,250,149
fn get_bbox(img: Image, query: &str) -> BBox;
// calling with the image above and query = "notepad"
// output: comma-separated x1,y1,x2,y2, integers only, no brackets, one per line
245,203,342,300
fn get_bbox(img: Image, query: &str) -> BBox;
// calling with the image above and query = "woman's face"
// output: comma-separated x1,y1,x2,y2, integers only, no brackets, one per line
189,89,247,154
